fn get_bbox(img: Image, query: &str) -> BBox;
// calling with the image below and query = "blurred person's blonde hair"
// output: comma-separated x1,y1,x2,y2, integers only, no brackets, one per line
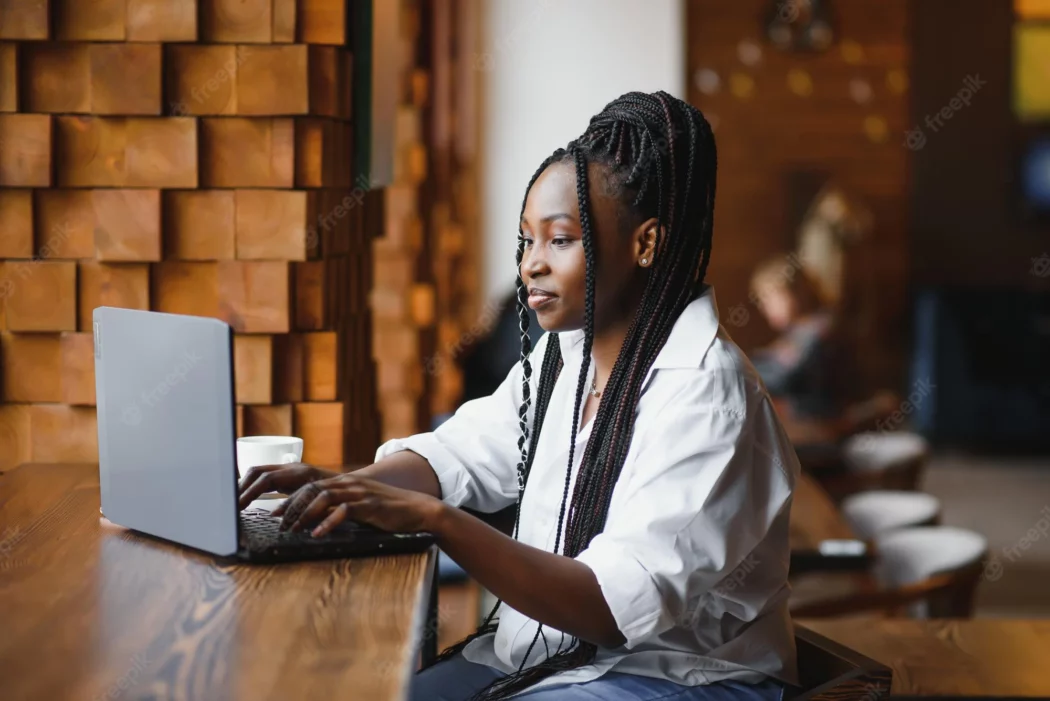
749,253,828,317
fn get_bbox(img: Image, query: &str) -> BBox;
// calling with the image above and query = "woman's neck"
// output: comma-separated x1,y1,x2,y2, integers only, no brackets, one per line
590,316,634,393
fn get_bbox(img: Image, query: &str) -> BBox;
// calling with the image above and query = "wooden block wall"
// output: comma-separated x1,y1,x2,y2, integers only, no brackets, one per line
0,0,380,469
370,0,429,441
368,0,483,439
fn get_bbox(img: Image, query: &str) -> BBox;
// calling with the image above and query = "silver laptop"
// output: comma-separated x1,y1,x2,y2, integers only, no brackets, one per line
93,307,433,562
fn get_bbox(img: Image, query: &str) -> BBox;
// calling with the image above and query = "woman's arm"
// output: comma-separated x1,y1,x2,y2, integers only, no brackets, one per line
353,450,442,499
429,502,626,649
267,469,625,649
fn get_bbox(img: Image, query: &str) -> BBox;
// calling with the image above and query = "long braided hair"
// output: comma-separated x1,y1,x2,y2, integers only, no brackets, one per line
429,91,718,700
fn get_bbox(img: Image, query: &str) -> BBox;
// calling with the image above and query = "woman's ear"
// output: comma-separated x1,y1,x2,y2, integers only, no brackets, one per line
633,217,662,268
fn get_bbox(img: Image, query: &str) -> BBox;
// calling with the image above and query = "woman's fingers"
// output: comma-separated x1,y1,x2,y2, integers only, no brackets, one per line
237,465,312,510
310,503,353,538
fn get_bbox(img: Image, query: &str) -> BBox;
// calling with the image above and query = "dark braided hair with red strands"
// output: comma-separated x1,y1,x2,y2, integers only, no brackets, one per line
427,90,718,701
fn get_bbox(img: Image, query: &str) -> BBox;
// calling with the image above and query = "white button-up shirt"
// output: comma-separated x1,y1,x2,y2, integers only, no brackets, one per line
376,287,800,693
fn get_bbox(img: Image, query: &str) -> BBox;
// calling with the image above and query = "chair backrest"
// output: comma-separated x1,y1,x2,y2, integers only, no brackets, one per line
841,490,941,540
873,525,988,618
791,625,892,700
844,432,929,473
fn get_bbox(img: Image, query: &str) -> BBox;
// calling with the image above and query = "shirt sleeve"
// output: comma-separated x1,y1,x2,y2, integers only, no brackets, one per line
373,333,550,513
574,369,794,650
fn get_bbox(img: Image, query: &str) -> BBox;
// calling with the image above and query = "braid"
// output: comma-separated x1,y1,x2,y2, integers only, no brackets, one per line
434,92,719,700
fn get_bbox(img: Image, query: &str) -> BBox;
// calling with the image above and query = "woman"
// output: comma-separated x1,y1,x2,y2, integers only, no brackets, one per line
748,256,843,422
238,92,800,700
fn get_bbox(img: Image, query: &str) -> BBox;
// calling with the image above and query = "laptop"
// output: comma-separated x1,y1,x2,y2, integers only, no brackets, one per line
93,306,435,563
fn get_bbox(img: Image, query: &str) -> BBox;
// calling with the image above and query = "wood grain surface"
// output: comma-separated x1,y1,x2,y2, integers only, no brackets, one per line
0,463,435,701
799,618,1050,697
790,471,855,549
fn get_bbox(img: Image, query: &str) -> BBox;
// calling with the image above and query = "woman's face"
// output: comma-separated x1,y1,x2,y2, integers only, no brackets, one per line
756,285,796,331
519,160,651,333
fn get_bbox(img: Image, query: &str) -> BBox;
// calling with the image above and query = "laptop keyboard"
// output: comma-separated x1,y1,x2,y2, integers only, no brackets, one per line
238,507,365,551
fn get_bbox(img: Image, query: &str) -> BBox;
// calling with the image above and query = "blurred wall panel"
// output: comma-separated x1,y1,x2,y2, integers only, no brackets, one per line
686,0,911,391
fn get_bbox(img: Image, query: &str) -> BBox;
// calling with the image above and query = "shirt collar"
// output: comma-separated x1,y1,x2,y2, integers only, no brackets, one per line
558,286,722,370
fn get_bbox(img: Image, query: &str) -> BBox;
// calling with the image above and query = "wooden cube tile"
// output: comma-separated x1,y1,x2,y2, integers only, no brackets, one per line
125,117,197,188
272,0,296,43
298,0,347,45
294,261,326,330
0,42,16,111
90,44,162,115
78,262,150,330
307,46,351,119
166,45,238,116
163,190,235,260
151,262,218,319
218,261,290,333
296,118,352,188
273,332,304,403
233,333,272,404
61,331,96,405
54,116,123,187
2,261,76,331
377,361,423,397
0,190,33,258
54,0,126,40
0,114,51,187
201,0,272,43
0,0,49,40
21,43,90,113
293,402,343,466
303,331,336,401
372,325,419,363
243,404,293,437
29,405,98,463
93,189,162,261
34,190,96,259
235,404,244,437
200,117,294,188
236,45,308,115
0,331,61,401
0,405,31,470
234,190,307,260
127,0,197,41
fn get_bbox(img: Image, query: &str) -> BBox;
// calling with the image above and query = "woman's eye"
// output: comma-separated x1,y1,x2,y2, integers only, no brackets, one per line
519,237,533,247
552,237,572,248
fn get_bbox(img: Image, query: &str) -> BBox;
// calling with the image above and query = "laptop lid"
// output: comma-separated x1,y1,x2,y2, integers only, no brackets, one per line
94,307,240,557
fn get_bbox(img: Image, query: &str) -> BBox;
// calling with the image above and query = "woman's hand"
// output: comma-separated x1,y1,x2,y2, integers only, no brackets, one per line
237,463,338,510
273,473,445,537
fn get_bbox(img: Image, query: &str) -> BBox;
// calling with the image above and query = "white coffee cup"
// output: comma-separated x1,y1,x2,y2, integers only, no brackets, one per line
236,436,304,479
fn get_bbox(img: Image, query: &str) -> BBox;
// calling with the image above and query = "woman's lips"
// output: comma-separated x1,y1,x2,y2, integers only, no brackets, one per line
527,291,557,310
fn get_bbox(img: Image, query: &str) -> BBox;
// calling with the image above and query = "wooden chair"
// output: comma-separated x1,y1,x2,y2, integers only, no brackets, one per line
789,625,892,700
791,526,987,619
814,431,930,503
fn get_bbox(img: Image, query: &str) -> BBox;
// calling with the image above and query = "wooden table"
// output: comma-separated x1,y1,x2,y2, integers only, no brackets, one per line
790,471,855,549
0,463,437,701
800,619,1050,698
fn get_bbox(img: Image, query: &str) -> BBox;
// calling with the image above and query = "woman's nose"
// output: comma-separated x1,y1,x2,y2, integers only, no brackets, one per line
521,247,549,279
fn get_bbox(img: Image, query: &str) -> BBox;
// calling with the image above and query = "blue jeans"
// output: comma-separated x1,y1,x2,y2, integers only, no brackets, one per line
410,654,785,701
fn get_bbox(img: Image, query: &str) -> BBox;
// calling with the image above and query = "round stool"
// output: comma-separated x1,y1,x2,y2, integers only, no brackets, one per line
842,490,941,540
